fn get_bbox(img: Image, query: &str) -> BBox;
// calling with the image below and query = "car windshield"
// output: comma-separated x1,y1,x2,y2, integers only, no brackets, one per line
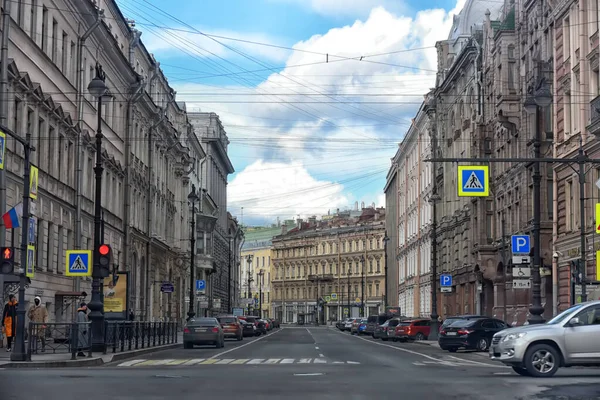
361,319,368,323
217,317,237,324
546,304,585,325
189,318,218,327
448,319,477,328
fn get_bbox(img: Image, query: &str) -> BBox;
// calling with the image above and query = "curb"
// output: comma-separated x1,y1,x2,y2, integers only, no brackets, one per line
0,342,181,369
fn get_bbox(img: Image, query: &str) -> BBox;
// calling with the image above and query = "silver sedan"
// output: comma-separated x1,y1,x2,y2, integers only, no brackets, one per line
183,317,225,349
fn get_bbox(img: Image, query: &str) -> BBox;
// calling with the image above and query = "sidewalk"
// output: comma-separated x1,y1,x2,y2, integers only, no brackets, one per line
412,340,489,357
0,333,183,368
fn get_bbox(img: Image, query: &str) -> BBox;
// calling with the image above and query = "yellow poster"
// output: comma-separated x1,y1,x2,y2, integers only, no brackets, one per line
29,164,38,200
103,273,127,313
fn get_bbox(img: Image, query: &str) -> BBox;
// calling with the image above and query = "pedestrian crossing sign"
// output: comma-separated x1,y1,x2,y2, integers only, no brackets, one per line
65,250,92,277
457,165,489,197
26,245,35,278
595,203,600,234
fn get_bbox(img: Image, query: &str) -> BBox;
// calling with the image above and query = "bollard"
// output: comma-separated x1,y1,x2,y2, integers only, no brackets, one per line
135,322,139,350
128,323,132,351
112,323,117,354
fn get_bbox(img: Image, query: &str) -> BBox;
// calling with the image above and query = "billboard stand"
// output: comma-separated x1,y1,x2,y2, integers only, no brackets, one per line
103,271,129,320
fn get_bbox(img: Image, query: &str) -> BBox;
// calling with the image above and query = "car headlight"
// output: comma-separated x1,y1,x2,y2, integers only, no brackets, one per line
502,332,527,342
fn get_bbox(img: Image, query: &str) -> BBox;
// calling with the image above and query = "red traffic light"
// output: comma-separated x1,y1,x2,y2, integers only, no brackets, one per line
98,244,110,256
2,248,12,259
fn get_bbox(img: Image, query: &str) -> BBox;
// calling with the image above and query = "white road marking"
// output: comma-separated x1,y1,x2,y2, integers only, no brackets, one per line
117,359,146,367
445,355,508,368
247,359,265,364
294,373,324,376
333,361,343,364
280,359,295,364
319,353,325,358
346,361,360,364
216,359,234,364
211,327,284,359
494,372,513,375
298,358,312,363
413,362,426,366
313,358,327,364
315,347,320,350
264,359,281,364
182,359,205,365
151,359,175,365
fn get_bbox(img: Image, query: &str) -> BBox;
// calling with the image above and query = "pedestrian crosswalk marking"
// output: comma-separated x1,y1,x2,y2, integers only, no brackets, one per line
116,358,362,367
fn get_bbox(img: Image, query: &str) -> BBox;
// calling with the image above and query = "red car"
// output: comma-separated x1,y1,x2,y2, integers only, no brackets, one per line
216,315,243,341
393,319,431,342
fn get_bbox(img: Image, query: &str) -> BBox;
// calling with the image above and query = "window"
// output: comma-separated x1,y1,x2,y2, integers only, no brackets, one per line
41,7,48,53
566,179,574,230
29,0,36,39
61,31,68,73
52,19,58,63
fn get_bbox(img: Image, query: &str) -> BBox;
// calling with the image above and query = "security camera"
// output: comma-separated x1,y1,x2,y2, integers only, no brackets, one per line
553,251,563,259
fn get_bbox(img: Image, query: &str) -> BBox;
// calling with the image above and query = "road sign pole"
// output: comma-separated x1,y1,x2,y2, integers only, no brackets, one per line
11,132,32,362
578,146,587,303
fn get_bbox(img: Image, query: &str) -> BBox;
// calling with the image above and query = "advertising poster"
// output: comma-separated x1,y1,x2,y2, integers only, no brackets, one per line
104,272,128,315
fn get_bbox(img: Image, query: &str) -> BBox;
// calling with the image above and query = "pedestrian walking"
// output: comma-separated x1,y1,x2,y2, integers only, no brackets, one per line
2,294,17,352
28,296,48,353
76,302,89,357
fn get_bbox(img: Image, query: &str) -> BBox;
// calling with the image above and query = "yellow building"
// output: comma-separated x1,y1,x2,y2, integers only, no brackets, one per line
240,247,274,318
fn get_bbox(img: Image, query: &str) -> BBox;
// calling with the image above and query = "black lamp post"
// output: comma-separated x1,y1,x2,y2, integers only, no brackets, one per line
360,256,365,318
87,63,112,352
347,268,351,317
187,185,199,321
258,269,264,318
246,255,253,314
524,76,552,325
383,233,389,310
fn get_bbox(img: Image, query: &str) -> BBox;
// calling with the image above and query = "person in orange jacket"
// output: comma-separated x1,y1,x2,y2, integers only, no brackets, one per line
2,294,17,352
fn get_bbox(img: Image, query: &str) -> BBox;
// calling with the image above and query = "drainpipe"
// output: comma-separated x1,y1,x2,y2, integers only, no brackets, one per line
552,70,559,317
145,98,173,320
123,28,143,313
74,8,104,292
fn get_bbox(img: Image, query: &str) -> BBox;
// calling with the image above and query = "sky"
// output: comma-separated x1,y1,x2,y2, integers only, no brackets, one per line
116,0,467,226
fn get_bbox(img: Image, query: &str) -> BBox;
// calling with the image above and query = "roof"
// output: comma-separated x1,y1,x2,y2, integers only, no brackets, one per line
448,0,503,41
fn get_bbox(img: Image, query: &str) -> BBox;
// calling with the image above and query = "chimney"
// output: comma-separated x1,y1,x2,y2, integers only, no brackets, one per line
296,218,303,230
281,224,288,235
308,216,317,225
361,201,365,209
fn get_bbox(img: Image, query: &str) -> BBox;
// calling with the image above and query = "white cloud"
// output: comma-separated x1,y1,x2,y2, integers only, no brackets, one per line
228,160,349,224
266,0,408,18
141,28,290,63
169,2,465,224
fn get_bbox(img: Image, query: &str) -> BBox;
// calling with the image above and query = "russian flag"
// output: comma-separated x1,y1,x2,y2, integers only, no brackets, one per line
2,203,23,229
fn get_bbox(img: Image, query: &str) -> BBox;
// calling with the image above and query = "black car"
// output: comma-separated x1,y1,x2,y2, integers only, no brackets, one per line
438,317,508,352
244,316,267,335
239,320,256,337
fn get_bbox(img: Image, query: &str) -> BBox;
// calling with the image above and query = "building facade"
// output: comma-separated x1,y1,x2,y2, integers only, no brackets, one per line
395,101,434,318
0,0,242,325
240,247,273,318
188,112,235,316
554,0,600,310
271,209,386,324
384,158,399,307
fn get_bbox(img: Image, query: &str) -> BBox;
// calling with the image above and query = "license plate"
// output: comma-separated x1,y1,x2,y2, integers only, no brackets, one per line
195,328,209,332
446,332,457,336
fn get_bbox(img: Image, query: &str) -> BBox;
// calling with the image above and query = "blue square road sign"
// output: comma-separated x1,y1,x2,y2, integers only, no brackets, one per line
65,250,92,277
511,235,531,254
440,274,452,287
196,279,206,291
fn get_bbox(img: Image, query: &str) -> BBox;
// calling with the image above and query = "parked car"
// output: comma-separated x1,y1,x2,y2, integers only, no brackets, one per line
351,318,367,335
239,319,256,337
439,317,507,352
394,319,431,342
240,316,266,335
373,320,392,340
490,301,600,377
183,317,225,349
439,315,485,333
366,314,392,337
344,318,358,331
335,319,346,330
216,315,243,341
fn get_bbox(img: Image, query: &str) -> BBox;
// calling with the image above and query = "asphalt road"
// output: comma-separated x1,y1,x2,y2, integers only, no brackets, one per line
2,326,600,399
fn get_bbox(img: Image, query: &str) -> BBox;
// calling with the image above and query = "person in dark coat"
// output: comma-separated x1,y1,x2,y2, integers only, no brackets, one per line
2,295,17,352
76,303,89,357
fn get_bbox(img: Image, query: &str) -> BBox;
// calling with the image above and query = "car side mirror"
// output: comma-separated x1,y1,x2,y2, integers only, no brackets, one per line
568,317,580,326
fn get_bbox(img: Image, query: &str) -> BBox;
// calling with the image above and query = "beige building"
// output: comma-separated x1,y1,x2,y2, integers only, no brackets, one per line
271,208,386,324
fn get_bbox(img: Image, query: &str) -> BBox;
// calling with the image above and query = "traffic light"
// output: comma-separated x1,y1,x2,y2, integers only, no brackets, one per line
0,247,14,274
96,244,112,278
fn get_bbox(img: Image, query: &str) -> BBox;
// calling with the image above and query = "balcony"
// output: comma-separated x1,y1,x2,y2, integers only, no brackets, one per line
307,274,335,283
588,95,600,139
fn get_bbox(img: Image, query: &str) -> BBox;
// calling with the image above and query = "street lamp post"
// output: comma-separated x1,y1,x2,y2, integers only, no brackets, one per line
524,75,552,325
246,255,253,314
347,268,351,317
360,256,365,317
187,185,199,321
383,233,389,310
87,63,112,352
258,269,264,319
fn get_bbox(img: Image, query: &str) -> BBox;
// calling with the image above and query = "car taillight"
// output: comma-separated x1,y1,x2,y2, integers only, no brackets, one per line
183,327,190,333
212,327,219,333
457,329,473,335
440,330,446,335
406,326,412,334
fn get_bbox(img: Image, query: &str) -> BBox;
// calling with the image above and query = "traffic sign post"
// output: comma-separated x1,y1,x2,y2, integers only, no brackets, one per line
196,279,206,292
440,274,452,287
331,293,338,300
511,235,531,255
65,250,92,277
457,166,489,197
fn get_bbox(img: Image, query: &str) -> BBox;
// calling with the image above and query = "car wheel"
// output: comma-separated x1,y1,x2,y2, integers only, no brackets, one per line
476,338,489,352
448,348,458,353
523,343,560,378
512,366,531,376
183,342,193,349
415,333,426,341
382,338,389,341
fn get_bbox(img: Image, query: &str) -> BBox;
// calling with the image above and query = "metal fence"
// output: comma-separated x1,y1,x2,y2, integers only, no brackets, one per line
27,322,92,361
103,321,178,354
